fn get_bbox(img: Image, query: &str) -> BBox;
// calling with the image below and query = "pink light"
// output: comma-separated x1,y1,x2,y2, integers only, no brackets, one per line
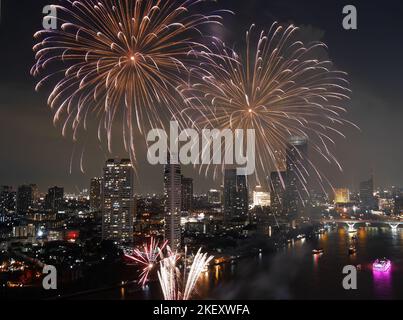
372,259,391,272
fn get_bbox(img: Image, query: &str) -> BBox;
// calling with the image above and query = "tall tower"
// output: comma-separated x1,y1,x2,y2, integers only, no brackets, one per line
16,185,33,215
90,177,103,213
0,186,15,214
164,154,182,250
270,171,287,215
284,136,308,216
360,175,376,210
45,186,64,211
181,176,193,213
224,169,248,220
102,159,134,243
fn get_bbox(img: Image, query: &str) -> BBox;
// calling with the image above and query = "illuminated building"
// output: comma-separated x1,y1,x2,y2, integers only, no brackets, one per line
223,169,249,219
102,159,135,243
360,176,377,210
16,184,34,214
378,198,395,212
270,171,286,215
12,224,36,239
253,186,271,207
181,176,193,213
164,154,182,250
90,177,103,212
334,188,350,204
284,137,308,216
45,186,64,211
0,186,15,213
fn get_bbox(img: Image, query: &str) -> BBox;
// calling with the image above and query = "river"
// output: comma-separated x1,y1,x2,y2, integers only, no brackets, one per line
75,227,403,300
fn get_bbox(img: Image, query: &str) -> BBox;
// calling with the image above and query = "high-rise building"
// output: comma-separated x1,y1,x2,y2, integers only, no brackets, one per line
253,186,271,207
207,189,221,205
270,171,286,215
90,177,103,212
181,176,193,213
0,186,15,214
45,186,64,211
360,176,376,210
16,185,34,214
334,188,350,204
284,137,308,216
30,184,40,204
235,174,248,216
224,169,249,219
164,154,182,249
102,159,135,243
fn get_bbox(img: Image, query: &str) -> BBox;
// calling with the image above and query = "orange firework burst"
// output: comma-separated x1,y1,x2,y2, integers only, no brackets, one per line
186,23,358,192
31,0,228,164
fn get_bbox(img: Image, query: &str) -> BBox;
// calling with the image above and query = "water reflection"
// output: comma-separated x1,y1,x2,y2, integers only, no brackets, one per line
88,227,403,300
373,268,393,299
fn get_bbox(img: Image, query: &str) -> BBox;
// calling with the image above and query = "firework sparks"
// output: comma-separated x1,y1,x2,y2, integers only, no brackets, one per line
186,23,358,192
158,247,213,300
31,0,228,165
125,237,167,287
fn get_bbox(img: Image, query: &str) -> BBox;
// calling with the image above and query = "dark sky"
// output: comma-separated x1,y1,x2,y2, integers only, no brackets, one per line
0,0,402,194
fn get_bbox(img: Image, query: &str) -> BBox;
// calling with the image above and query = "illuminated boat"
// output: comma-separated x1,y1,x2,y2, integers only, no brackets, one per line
373,258,391,272
312,248,324,255
348,246,357,255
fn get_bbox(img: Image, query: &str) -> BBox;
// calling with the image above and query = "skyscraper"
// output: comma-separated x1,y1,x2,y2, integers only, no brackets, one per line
16,185,34,214
224,169,249,219
284,137,308,216
360,176,376,210
90,177,103,212
164,154,182,249
0,186,15,214
102,159,134,243
270,171,286,215
45,186,64,211
30,184,40,204
181,176,193,213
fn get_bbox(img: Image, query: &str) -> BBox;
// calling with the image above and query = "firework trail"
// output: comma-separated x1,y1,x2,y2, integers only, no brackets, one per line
124,237,167,286
185,23,358,193
158,247,213,300
31,0,229,166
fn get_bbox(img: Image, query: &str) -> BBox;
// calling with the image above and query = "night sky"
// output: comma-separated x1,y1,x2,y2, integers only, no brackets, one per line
0,0,402,194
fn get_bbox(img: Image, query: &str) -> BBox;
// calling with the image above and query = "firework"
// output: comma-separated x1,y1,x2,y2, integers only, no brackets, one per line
186,23,358,192
31,0,228,164
158,247,213,300
125,237,167,287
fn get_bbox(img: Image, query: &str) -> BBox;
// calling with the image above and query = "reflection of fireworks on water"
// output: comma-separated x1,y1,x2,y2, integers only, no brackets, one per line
158,247,213,300
31,0,228,166
186,23,358,191
125,237,167,287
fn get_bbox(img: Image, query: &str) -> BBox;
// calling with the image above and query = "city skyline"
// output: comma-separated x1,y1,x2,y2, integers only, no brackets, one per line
0,0,402,194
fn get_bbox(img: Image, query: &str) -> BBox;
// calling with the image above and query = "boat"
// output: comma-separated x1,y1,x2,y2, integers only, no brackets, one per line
348,246,357,255
373,258,391,272
312,248,324,255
